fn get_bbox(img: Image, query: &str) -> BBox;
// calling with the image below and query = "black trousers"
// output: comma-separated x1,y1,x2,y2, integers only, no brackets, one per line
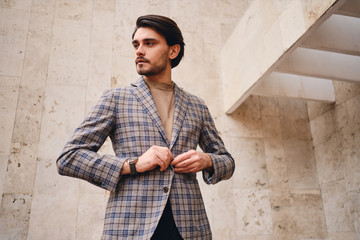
151,200,183,240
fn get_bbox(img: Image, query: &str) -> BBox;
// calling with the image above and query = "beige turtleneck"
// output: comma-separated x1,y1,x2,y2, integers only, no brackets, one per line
145,79,175,143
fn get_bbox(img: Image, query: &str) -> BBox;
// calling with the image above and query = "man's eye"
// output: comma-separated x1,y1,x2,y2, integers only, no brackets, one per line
133,44,138,49
146,42,153,46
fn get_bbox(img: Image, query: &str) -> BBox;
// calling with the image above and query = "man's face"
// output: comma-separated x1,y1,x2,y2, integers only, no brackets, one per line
132,27,171,76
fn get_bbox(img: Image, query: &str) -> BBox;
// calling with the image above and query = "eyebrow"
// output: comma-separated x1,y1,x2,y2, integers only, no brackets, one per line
132,38,159,44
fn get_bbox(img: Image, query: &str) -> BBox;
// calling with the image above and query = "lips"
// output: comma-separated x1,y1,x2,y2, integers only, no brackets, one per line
136,57,149,64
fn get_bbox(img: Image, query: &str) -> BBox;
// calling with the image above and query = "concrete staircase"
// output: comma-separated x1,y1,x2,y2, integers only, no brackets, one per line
221,0,360,114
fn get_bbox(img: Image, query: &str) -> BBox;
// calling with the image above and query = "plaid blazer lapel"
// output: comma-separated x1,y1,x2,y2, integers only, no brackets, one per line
170,83,189,150
131,78,169,145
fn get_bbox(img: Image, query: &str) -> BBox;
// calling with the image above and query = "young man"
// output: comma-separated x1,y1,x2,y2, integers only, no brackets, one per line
57,15,235,240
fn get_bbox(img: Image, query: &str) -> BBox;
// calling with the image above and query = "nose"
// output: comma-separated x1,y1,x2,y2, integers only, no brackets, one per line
136,44,145,56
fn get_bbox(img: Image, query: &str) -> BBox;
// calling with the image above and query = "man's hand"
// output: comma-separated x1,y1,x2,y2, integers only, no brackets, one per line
121,146,172,175
171,150,213,173
137,146,173,173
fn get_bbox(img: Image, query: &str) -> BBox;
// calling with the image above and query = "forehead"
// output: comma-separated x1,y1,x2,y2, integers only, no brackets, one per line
132,27,166,42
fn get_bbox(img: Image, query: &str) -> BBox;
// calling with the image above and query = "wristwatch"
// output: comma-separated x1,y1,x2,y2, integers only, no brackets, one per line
128,158,138,175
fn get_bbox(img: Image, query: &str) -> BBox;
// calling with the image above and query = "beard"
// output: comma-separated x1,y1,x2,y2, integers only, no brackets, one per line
136,51,169,76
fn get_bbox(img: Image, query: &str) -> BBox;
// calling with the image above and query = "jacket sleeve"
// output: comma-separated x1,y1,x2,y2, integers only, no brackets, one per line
56,89,123,192
199,104,235,185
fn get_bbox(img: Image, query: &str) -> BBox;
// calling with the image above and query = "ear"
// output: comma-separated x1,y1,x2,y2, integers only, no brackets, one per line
169,44,181,60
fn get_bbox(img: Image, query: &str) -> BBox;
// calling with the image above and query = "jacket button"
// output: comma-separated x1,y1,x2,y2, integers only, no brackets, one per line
163,187,169,193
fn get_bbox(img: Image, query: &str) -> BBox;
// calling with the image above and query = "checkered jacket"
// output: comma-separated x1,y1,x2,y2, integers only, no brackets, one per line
56,78,235,239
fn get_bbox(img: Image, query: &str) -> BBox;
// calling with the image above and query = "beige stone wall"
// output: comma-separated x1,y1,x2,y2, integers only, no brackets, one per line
0,0,358,240
308,81,360,240
213,95,328,239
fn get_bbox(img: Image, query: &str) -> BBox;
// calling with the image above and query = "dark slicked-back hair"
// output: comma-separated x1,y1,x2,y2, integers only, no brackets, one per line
132,15,185,68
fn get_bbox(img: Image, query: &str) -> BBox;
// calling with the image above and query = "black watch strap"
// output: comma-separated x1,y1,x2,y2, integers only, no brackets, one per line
128,158,138,175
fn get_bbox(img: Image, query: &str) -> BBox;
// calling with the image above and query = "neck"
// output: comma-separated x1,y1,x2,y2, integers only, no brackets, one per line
143,66,172,84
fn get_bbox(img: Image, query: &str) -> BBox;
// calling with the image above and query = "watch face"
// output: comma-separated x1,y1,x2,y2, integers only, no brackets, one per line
129,157,138,163
129,158,138,175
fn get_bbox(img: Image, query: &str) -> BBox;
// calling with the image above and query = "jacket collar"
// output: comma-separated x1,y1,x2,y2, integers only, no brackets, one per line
131,77,189,149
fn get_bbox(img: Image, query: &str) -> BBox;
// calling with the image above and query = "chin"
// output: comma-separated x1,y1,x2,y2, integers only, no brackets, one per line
137,69,156,76
137,70,148,75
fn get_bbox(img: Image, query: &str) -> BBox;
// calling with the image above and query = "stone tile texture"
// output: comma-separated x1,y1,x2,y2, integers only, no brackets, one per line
309,81,360,239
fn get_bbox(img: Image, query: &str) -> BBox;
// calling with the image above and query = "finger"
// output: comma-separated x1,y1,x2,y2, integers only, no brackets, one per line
157,151,171,166
173,165,198,173
157,157,166,172
168,150,173,161
162,150,173,168
164,149,173,162
157,150,172,172
157,146,172,157
173,150,194,165
155,147,172,159
173,157,193,168
174,151,191,160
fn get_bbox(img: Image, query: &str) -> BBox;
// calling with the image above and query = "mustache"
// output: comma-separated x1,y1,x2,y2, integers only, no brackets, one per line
135,57,150,64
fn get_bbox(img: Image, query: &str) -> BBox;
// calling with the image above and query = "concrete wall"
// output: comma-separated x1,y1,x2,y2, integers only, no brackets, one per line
0,0,358,239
